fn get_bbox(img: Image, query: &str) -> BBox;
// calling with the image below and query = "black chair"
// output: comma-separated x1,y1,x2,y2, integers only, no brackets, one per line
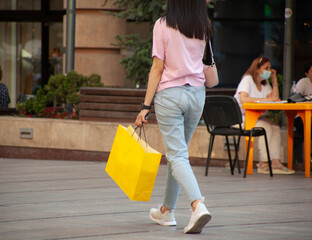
202,95,273,178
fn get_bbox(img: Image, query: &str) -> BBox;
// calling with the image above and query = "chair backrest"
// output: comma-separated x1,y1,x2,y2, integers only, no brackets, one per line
202,95,243,131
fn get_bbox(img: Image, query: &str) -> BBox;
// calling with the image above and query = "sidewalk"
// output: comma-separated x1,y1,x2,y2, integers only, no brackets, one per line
0,158,311,240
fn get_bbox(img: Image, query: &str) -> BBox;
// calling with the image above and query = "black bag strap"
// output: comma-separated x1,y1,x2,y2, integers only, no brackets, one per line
208,41,215,65
203,40,215,66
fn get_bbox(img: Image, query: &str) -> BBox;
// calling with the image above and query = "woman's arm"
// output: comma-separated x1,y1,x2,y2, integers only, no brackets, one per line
239,92,269,103
239,91,280,103
266,69,279,99
135,57,164,127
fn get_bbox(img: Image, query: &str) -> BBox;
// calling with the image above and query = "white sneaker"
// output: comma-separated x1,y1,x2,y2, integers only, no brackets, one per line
184,198,211,234
149,205,177,226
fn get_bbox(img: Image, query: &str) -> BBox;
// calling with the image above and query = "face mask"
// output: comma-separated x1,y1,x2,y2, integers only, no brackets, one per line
260,70,271,80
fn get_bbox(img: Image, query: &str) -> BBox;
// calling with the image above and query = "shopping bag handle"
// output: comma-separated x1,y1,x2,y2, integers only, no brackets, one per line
132,111,150,145
132,125,148,146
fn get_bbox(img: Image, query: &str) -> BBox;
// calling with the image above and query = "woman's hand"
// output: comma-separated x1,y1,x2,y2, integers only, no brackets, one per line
271,68,277,82
269,68,280,100
135,109,150,128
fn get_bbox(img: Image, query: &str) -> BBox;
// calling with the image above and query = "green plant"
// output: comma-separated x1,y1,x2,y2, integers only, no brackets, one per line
113,34,153,87
44,71,103,115
23,88,48,116
267,110,282,126
16,102,26,116
104,0,166,23
20,71,103,119
103,0,166,86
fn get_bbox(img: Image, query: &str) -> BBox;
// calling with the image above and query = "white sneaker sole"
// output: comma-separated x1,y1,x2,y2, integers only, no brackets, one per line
149,213,177,226
184,213,211,234
272,168,295,175
257,168,270,174
258,168,295,175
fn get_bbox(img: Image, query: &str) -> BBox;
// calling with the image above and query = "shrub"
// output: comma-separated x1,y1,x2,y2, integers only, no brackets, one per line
18,71,103,119
103,0,166,86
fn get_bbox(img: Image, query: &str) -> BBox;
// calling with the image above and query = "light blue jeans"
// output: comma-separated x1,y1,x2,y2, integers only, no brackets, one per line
154,85,206,210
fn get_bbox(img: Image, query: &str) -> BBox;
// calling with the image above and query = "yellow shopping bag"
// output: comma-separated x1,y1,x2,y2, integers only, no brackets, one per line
105,125,162,201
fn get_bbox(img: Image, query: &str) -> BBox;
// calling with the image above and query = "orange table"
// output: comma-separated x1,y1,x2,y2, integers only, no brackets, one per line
243,102,312,178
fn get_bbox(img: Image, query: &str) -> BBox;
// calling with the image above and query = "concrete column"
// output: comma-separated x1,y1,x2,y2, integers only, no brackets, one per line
282,0,295,127
73,0,127,87
282,0,295,100
65,0,76,72
10,0,17,107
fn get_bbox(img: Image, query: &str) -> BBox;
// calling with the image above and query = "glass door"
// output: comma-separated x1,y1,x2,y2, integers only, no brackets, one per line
0,0,65,107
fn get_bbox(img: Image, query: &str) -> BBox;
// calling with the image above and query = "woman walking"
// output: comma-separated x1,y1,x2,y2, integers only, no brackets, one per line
135,0,214,234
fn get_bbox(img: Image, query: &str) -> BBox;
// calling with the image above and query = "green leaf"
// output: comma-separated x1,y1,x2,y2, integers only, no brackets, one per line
22,71,103,118
103,0,166,86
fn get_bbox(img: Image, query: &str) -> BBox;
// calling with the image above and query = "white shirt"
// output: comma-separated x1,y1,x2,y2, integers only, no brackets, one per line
234,75,272,120
295,77,312,96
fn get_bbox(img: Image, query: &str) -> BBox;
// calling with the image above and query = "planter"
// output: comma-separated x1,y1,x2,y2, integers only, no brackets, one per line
0,116,288,166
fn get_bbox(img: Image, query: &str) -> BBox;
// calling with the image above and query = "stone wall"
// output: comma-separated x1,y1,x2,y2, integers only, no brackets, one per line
65,0,127,87
0,117,288,165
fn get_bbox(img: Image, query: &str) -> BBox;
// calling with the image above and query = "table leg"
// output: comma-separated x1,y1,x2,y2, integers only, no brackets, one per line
284,111,297,170
297,110,311,178
244,110,264,175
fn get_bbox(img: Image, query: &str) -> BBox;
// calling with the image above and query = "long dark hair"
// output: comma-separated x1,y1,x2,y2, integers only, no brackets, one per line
163,0,212,40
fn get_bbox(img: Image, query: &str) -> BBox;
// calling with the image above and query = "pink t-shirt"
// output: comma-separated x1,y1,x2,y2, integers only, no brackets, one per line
152,18,206,92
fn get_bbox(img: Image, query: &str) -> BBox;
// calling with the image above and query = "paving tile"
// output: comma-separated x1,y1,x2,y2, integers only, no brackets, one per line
0,158,311,240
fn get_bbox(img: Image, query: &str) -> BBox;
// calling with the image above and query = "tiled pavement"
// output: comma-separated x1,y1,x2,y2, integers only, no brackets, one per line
0,158,311,240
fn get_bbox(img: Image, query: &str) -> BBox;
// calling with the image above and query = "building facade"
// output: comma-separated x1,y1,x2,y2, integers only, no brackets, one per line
212,0,312,88
0,0,311,108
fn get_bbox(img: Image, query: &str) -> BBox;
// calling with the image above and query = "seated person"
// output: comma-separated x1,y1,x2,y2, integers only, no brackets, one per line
234,57,294,174
293,60,312,163
0,65,10,108
295,60,312,96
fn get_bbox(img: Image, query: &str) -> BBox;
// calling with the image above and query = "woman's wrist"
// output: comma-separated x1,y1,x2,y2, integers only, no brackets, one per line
141,103,152,110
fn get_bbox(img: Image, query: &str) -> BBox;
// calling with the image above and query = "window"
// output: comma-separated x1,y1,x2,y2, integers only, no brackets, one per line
294,0,312,81
0,0,65,107
212,0,284,87
0,0,41,10
50,0,64,10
